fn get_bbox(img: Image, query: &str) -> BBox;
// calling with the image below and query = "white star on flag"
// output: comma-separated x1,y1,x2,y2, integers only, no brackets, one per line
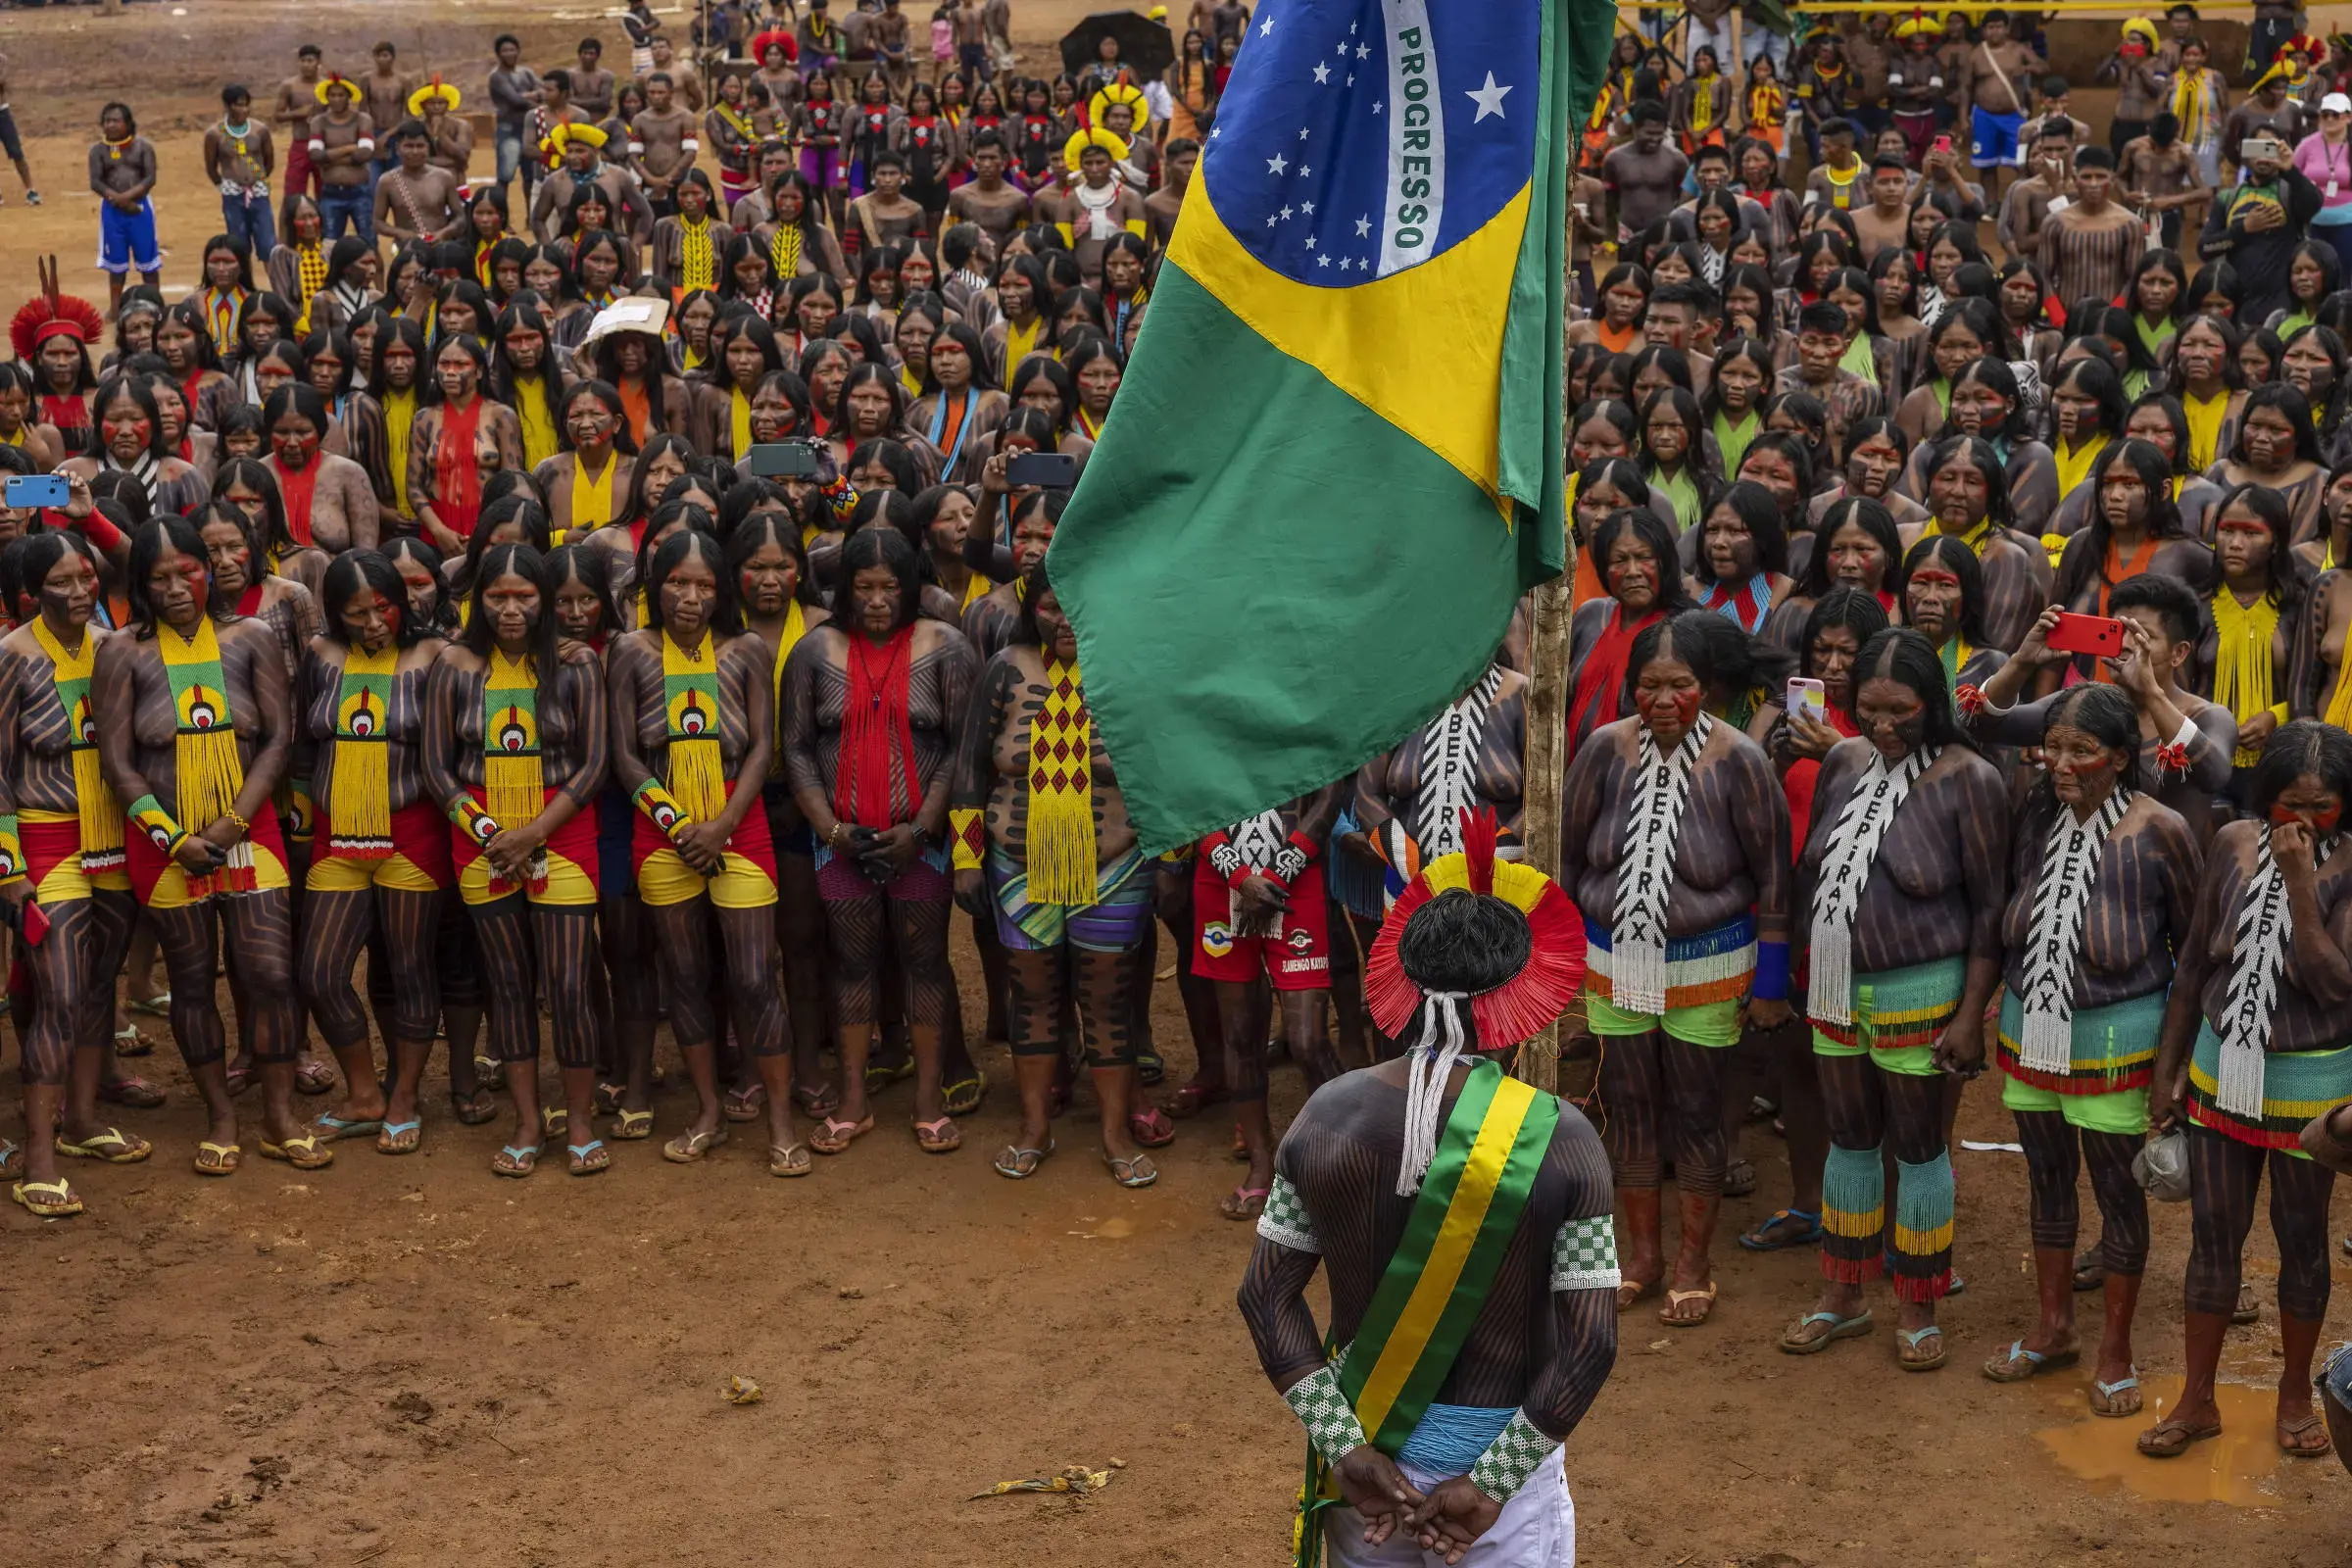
1266,152,1288,174
1355,42,1370,59
1312,61,1330,83
1304,235,1315,247
1298,167,1310,178
1354,215,1371,236
1317,253,1331,267
1300,200,1314,214
1298,126,1309,140
1259,13,1273,34
1280,204,1293,220
1467,72,1512,122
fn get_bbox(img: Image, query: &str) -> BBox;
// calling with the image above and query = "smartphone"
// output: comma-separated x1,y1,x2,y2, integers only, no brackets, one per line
0,893,50,948
1006,451,1079,489
1786,676,1827,724
4,473,70,510
2047,612,2127,659
1932,133,1952,155
744,439,822,479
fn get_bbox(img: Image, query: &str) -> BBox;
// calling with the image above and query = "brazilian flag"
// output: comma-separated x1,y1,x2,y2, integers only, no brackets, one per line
1049,0,1607,853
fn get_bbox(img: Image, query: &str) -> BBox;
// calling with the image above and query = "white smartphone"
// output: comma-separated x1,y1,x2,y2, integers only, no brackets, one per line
1786,676,1827,725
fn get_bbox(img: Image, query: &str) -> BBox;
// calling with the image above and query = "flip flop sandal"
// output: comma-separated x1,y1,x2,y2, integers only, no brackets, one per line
994,1137,1056,1178
2279,1412,2335,1457
193,1140,242,1176
540,1105,569,1139
769,1142,813,1177
2074,1248,2106,1292
0,1138,20,1180
1127,1104,1177,1149
1166,1081,1231,1119
2233,1282,2261,1325
567,1140,612,1177
1137,1051,1164,1087
492,1144,541,1178
1106,1152,1158,1189
112,1024,154,1058
450,1090,500,1127
222,1063,256,1098
1983,1340,2081,1383
125,992,172,1017
810,1114,873,1154
260,1134,334,1171
1659,1283,1718,1327
1781,1309,1874,1354
55,1127,153,1164
723,1084,767,1123
375,1120,422,1155
11,1179,81,1217
312,1113,382,1143
912,1115,962,1153
1896,1325,1948,1372
2138,1415,2224,1458
292,1059,337,1096
863,1055,915,1094
611,1108,656,1141
942,1072,986,1116
97,1076,166,1109
473,1054,508,1091
1220,1185,1269,1221
1739,1208,1823,1251
662,1127,728,1164
1722,1157,1757,1199
793,1080,841,1118
593,1081,625,1116
2088,1371,2142,1418
1616,1276,1663,1314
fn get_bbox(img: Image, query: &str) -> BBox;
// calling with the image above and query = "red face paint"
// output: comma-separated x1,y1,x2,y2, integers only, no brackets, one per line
1672,688,1703,727
2273,804,2344,834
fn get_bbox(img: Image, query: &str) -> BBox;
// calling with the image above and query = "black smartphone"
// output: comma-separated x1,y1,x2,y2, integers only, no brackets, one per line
745,440,823,479
1005,451,1079,489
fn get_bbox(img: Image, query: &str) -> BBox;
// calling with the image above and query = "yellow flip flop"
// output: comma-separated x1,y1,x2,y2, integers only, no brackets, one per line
193,1140,242,1176
55,1127,153,1164
12,1178,82,1217
260,1134,334,1171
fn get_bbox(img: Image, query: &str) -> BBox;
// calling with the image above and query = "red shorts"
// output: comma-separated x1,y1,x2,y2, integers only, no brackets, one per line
452,786,601,906
1191,855,1330,990
125,804,290,909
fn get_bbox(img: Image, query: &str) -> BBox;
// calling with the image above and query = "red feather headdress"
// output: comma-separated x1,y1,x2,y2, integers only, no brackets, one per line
10,257,105,363
1365,806,1583,1054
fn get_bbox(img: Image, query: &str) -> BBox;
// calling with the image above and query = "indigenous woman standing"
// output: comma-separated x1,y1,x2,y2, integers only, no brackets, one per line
408,335,523,557
296,550,450,1157
784,525,978,1156
2141,722,2352,1461
610,529,805,1171
0,530,151,1215
1787,628,2009,1369
1982,683,2196,1415
425,544,617,1176
952,561,1158,1185
1561,611,1794,1327
93,517,308,1176
1567,506,1692,757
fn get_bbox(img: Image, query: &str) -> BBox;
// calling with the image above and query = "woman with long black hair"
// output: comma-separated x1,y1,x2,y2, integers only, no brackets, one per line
611,527,805,1170
784,523,978,1155
0,529,151,1214
93,517,306,1175
1567,504,1694,757
421,543,614,1175
2141,721,2352,1459
2209,381,2329,544
295,549,450,1156
1785,627,2008,1368
1984,681,2198,1416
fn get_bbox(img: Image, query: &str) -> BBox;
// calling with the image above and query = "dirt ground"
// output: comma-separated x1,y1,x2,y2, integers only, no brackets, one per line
5,1,2352,1561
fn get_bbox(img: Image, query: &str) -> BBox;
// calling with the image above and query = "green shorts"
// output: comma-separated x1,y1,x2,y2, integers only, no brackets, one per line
1810,956,1966,1078
1584,987,1744,1049
2000,1073,2149,1135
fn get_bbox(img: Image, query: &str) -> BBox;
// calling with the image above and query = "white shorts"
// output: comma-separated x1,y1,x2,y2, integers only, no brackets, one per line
1323,1446,1574,1567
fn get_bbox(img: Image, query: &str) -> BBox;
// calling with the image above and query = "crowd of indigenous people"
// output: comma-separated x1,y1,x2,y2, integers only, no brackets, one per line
13,0,2352,1505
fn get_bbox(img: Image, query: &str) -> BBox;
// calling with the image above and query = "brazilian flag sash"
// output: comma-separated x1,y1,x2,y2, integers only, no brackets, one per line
1293,1061,1557,1566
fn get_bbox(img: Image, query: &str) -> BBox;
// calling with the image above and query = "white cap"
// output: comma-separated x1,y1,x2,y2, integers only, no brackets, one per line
2325,92,2352,113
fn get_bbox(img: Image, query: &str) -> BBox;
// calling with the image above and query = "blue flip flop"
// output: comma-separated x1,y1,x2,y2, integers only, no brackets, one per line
1780,1308,1873,1354
312,1113,383,1143
1739,1207,1823,1250
566,1139,611,1177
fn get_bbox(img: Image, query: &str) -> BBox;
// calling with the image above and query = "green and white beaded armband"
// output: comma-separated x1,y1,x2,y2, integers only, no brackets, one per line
1256,1173,1320,1253
1282,1364,1366,1465
1469,1411,1557,1504
1550,1213,1620,1292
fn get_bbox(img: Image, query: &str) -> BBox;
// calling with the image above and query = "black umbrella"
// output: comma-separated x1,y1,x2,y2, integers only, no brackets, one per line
1060,11,1175,81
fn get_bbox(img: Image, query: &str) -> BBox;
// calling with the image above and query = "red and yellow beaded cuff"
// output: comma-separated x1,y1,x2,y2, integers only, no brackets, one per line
950,808,985,871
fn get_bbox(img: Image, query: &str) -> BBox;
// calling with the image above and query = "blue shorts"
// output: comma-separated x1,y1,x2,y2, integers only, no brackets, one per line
98,198,162,274
1971,109,2025,169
